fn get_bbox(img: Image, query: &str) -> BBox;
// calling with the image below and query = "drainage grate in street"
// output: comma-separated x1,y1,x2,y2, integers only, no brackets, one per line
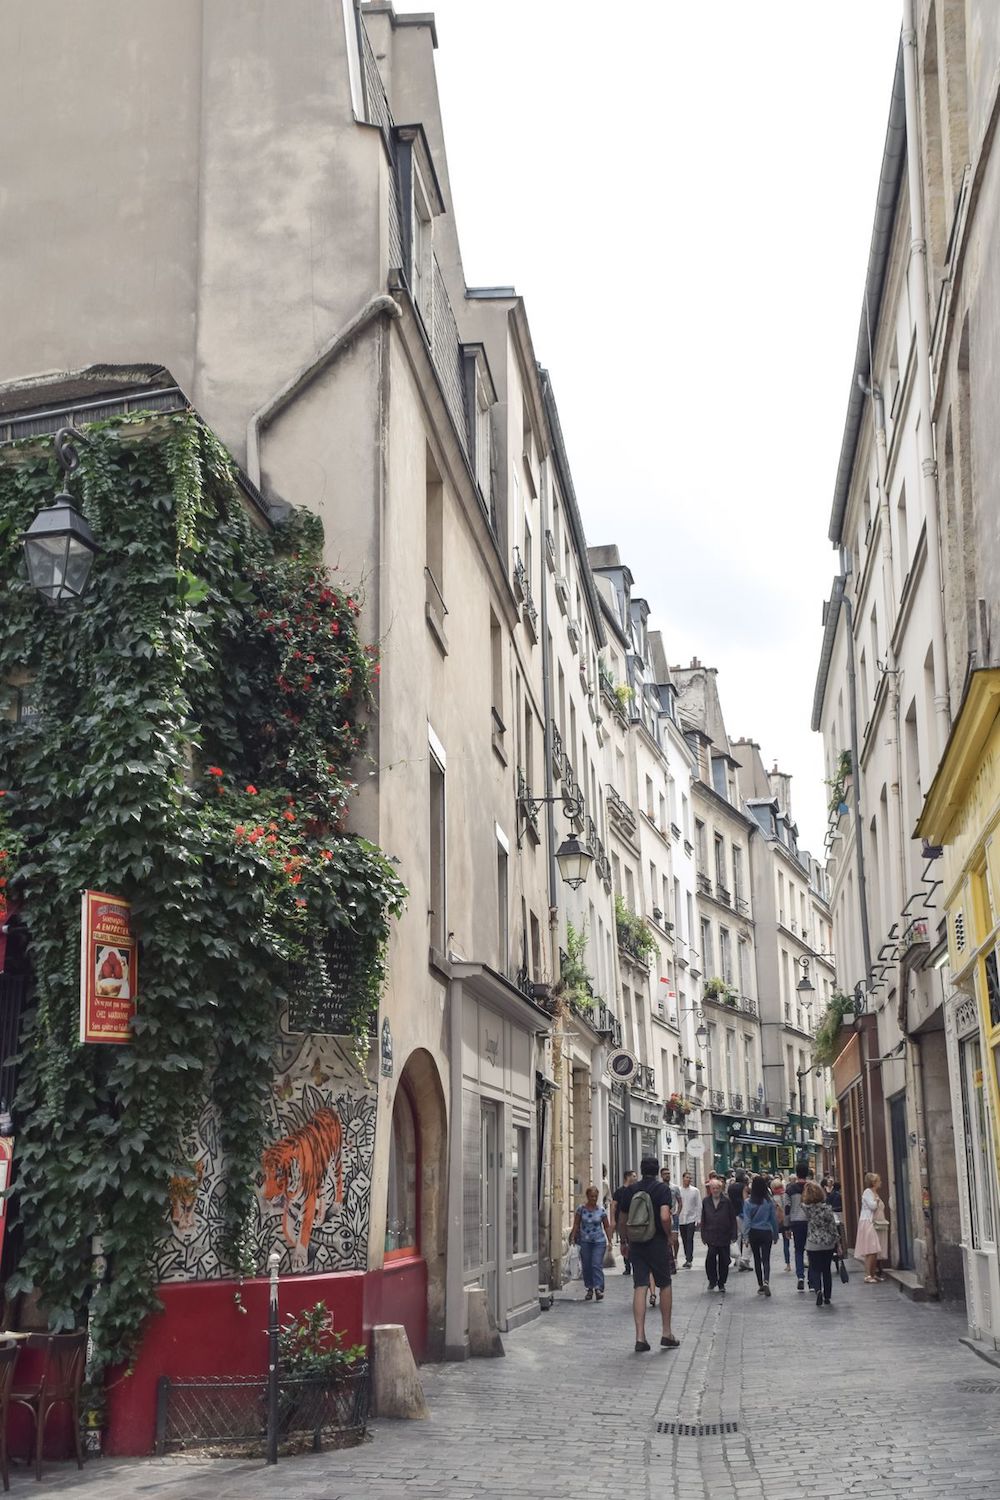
956,1379,1000,1394
656,1420,739,1436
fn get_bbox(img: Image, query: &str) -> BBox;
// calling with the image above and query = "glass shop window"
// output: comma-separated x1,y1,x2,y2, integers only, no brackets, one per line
385,1086,419,1260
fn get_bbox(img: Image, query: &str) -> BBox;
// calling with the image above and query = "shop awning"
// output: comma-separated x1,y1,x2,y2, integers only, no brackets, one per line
733,1134,789,1147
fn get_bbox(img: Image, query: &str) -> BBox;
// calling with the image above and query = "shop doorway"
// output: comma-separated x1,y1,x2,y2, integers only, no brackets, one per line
890,1093,914,1269
393,1049,447,1359
481,1100,501,1322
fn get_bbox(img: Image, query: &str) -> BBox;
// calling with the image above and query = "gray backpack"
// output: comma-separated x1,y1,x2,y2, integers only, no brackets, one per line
625,1188,656,1243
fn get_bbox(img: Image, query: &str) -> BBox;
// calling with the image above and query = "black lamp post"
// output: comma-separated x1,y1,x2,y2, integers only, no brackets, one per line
517,779,594,889
20,428,99,607
553,834,593,892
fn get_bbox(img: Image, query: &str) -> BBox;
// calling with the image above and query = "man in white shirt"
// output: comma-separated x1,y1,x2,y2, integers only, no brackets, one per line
677,1171,702,1268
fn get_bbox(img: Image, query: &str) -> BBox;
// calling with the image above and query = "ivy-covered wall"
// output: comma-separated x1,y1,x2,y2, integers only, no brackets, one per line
0,412,405,1374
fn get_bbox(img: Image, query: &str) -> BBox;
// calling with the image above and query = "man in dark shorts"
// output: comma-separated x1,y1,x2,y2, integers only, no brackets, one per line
610,1169,637,1273
617,1156,679,1353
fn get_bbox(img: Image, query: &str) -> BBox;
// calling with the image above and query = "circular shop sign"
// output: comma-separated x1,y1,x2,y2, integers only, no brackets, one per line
607,1049,640,1084
685,1138,706,1158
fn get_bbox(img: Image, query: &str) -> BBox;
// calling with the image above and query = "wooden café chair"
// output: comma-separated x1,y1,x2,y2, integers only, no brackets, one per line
10,1331,87,1481
0,1345,21,1491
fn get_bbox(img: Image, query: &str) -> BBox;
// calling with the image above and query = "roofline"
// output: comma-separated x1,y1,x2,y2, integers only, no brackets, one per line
539,365,606,648
811,574,846,732
828,36,906,546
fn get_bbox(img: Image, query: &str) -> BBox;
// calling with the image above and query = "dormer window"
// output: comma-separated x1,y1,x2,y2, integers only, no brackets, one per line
394,124,445,337
462,343,497,524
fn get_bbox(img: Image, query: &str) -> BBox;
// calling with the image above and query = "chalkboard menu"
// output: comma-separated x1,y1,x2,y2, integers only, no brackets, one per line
287,928,373,1036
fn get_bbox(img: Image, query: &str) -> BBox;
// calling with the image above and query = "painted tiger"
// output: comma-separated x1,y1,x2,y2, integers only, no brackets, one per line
168,1160,204,1237
261,1106,344,1263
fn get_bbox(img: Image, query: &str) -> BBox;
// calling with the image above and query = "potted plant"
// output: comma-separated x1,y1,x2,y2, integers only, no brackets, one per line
278,1302,369,1447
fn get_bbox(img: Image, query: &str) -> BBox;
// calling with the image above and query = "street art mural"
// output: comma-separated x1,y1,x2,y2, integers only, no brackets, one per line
155,1029,375,1282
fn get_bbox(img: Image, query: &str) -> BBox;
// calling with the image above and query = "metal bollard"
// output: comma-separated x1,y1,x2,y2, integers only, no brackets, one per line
266,1250,280,1465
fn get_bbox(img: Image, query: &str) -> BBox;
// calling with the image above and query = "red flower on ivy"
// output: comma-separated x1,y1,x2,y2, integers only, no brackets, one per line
283,810,296,822
246,785,258,796
320,850,333,861
207,766,223,778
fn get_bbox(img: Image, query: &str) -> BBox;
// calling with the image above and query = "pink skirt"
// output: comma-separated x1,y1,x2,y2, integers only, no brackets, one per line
854,1218,881,1257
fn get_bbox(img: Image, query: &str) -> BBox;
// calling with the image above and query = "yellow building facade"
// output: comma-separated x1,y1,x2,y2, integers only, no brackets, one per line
918,670,1000,1343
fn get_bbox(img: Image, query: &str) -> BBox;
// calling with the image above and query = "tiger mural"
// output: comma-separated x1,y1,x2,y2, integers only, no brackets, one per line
167,1160,204,1238
261,1105,344,1267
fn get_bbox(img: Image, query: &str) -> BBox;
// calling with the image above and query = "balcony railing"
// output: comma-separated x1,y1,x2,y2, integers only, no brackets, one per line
593,1001,623,1049
550,721,565,781
606,783,637,838
512,547,527,603
708,1089,726,1112
633,1064,656,1096
729,1092,745,1114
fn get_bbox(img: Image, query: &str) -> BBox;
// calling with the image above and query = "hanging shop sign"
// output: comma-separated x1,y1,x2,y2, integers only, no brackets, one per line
79,890,138,1044
607,1049,640,1085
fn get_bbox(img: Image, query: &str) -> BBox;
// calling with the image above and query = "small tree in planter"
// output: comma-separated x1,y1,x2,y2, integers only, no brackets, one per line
278,1302,368,1448
704,976,737,1006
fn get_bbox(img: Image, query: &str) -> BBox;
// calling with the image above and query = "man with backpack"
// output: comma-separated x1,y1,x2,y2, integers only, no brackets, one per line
784,1160,810,1290
617,1156,679,1353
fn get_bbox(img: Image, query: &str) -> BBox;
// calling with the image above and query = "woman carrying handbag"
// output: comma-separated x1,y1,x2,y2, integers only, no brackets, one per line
854,1171,886,1283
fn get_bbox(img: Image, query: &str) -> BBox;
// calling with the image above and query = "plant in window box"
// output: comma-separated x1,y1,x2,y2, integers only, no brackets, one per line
703,976,737,1006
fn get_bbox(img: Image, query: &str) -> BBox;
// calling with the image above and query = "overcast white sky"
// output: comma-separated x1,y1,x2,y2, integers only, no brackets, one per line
397,0,902,853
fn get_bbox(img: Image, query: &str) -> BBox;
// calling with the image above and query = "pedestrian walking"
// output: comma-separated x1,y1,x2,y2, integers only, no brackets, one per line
784,1161,810,1290
743,1174,779,1296
601,1164,611,1210
660,1166,682,1263
854,1171,887,1283
700,1175,739,1293
678,1171,701,1268
610,1169,637,1274
728,1169,751,1271
617,1155,679,1352
570,1185,612,1301
803,1180,840,1306
772,1175,793,1272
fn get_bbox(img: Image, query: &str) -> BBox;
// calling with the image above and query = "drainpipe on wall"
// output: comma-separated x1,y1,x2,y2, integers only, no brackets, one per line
840,565,879,1173
901,3,951,747
539,512,559,1291
907,1033,938,1293
860,377,909,918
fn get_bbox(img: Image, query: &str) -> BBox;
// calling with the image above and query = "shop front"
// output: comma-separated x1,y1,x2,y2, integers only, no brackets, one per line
728,1116,789,1176
917,670,1000,1348
831,1017,888,1234
446,963,545,1357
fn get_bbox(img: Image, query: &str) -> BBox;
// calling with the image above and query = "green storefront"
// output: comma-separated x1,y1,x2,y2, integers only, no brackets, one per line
713,1116,803,1176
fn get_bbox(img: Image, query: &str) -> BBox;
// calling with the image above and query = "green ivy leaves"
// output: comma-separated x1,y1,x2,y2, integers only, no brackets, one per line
0,413,405,1375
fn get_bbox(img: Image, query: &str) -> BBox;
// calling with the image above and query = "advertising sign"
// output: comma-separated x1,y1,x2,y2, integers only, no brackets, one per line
79,891,137,1044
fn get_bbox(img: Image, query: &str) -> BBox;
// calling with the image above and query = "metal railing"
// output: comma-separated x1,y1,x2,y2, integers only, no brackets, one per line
605,783,637,837
154,1366,369,1457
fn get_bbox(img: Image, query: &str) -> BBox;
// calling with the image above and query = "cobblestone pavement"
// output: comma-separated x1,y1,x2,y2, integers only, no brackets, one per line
26,1256,1000,1499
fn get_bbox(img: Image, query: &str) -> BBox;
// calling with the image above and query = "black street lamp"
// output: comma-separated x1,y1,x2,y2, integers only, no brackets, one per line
517,778,595,889
20,428,99,607
793,1063,823,1155
553,834,593,892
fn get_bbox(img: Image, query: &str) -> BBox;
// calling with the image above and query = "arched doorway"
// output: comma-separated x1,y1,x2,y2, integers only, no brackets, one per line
387,1049,447,1359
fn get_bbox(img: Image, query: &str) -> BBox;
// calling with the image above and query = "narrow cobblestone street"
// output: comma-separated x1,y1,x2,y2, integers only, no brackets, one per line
29,1258,1000,1499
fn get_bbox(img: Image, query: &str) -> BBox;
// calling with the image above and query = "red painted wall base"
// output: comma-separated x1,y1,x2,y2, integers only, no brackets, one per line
103,1259,428,1457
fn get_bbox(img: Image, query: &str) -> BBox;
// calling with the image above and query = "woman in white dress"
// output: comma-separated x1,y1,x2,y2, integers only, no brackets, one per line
854,1171,883,1283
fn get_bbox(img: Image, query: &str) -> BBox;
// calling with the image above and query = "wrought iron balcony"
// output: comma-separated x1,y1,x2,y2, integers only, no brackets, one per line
729,1092,745,1114
708,1089,727,1112
512,546,527,603
606,783,637,838
550,720,565,780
